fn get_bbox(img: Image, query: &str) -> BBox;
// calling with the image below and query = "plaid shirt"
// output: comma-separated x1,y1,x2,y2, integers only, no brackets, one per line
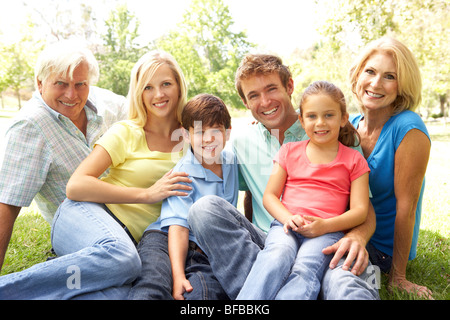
0,87,127,223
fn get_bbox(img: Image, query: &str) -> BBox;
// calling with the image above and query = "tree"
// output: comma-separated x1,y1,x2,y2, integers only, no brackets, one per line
157,0,254,108
313,0,450,118
24,1,99,44
0,20,41,109
96,4,149,96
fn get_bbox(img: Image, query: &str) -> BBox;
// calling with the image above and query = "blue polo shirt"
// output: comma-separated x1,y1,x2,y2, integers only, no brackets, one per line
153,147,239,245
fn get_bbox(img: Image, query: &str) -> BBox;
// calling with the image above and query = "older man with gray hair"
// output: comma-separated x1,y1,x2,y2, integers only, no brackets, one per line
0,40,127,272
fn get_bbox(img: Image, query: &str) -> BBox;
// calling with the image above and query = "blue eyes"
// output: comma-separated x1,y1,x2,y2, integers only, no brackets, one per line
365,69,396,80
145,82,172,90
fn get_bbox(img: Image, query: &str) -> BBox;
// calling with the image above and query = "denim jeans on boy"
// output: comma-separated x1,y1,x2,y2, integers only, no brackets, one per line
188,195,380,300
0,199,141,300
238,220,344,299
129,229,229,300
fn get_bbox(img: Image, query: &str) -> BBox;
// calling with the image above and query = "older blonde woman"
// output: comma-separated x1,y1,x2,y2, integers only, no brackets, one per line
0,51,191,299
349,37,432,298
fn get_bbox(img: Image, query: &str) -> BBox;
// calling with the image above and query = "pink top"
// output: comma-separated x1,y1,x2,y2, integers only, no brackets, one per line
274,140,369,219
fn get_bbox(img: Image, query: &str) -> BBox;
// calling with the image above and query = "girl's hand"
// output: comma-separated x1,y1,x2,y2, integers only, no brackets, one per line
297,215,328,238
142,170,192,204
283,215,306,233
173,278,194,300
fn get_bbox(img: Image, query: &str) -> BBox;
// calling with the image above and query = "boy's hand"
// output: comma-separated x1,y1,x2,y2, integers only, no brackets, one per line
173,278,193,300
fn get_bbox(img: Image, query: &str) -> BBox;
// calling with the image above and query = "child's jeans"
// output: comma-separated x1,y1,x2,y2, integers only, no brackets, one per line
128,230,228,300
189,195,379,300
237,220,343,300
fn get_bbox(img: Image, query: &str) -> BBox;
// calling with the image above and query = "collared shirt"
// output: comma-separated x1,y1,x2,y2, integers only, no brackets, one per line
0,87,127,223
232,119,308,232
157,147,239,245
97,120,184,243
232,116,368,233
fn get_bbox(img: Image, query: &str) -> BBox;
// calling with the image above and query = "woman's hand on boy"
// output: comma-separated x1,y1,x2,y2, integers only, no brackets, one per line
140,169,192,204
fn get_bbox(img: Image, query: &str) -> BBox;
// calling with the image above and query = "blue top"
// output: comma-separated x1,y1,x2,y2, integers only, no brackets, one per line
350,110,430,259
147,147,239,246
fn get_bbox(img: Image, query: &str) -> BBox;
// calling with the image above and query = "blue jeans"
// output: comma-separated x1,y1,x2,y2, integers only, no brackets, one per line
237,220,343,299
367,241,392,273
0,199,141,300
129,230,229,300
188,195,380,300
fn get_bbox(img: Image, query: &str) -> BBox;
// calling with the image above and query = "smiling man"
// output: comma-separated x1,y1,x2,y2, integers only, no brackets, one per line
188,54,380,300
0,40,127,271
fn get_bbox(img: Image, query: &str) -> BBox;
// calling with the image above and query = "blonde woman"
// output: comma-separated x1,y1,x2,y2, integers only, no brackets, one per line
349,37,432,298
0,51,191,300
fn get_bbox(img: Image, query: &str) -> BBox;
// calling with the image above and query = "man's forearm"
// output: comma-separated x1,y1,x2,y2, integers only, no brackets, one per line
346,202,376,244
243,190,253,222
0,203,21,271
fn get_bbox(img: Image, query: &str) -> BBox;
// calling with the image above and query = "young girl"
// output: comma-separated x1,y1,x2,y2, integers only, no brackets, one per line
237,81,370,300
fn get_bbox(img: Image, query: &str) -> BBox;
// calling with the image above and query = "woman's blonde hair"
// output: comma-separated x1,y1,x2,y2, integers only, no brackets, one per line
128,50,188,127
349,37,422,114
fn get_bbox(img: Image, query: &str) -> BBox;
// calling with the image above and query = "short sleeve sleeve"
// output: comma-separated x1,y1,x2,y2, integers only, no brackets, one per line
0,120,52,207
95,121,131,167
350,151,370,182
274,143,289,171
159,183,194,231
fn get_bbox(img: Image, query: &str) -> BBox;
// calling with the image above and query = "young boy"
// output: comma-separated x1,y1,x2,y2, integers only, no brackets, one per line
161,93,237,300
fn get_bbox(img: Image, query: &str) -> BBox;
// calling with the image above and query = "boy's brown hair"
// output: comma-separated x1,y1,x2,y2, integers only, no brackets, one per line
235,54,292,103
181,94,231,130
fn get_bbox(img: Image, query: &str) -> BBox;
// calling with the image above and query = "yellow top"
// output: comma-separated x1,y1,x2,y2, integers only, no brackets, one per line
96,120,183,242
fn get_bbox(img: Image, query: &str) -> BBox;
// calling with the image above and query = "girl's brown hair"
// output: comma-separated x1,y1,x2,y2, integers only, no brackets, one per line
300,81,360,147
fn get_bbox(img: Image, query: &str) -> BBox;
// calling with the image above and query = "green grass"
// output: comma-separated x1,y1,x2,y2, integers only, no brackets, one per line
0,120,449,300
0,203,53,275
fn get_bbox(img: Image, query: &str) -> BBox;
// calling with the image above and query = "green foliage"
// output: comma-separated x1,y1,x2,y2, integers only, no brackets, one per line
0,0,448,115
0,208,52,275
95,4,150,96
303,0,449,117
157,0,254,108
0,20,41,109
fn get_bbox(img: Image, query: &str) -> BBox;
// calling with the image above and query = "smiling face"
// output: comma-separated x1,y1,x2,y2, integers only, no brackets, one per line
37,61,90,124
142,63,180,121
356,52,398,112
300,93,348,147
187,123,230,166
240,72,296,133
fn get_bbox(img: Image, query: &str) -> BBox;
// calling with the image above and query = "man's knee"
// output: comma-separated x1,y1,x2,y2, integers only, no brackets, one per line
188,195,224,226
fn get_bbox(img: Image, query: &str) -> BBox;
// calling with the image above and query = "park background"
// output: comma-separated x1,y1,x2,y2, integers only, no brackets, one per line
0,0,448,300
